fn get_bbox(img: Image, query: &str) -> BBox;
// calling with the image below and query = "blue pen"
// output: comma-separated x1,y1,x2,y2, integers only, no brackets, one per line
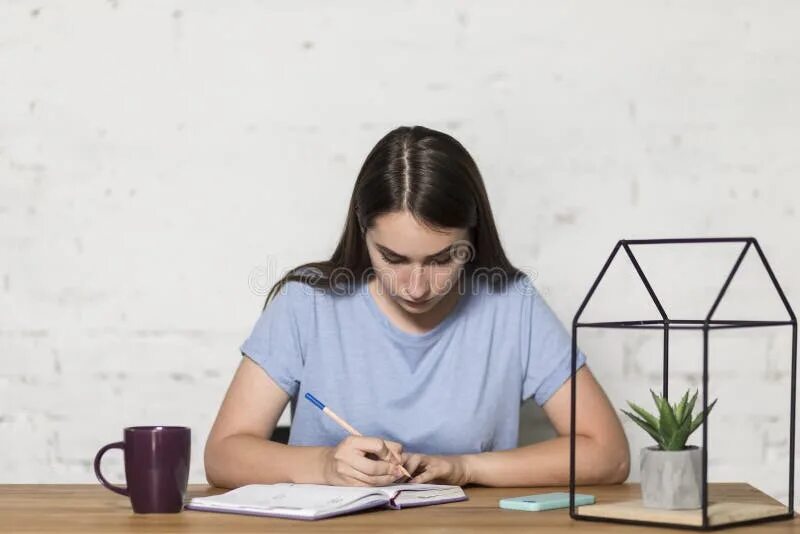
304,392,411,478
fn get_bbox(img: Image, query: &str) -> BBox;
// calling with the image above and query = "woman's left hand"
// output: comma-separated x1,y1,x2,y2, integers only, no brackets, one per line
401,453,472,486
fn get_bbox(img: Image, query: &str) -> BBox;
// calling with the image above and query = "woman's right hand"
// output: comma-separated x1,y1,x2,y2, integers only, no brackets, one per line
321,435,406,486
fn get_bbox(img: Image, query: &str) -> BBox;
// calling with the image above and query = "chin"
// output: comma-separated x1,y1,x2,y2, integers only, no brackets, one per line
398,298,438,314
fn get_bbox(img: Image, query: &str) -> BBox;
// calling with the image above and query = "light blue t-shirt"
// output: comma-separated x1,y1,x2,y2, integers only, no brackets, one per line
239,274,586,455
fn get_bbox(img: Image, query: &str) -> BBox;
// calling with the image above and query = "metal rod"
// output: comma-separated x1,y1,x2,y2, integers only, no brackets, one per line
571,241,624,517
706,241,751,321
664,322,669,399
749,240,796,513
623,243,669,322
578,319,665,327
573,241,624,324
707,322,794,330
791,322,797,515
702,324,709,528
577,319,793,328
577,324,699,330
750,239,797,322
623,237,752,245
572,511,795,530
569,322,578,517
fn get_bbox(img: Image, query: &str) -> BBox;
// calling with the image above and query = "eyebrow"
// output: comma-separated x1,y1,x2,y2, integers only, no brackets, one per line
375,243,453,260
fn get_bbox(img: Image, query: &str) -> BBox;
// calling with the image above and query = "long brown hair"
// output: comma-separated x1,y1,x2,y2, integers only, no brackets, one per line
263,125,522,309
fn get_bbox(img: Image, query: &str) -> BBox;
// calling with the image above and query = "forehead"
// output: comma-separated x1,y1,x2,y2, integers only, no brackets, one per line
369,211,468,256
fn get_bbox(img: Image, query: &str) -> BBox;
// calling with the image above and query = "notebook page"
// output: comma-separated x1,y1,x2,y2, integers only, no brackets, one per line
188,483,389,517
375,484,467,508
393,486,466,506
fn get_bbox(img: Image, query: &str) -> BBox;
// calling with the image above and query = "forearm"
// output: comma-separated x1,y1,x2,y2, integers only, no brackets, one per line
463,435,629,487
205,434,329,488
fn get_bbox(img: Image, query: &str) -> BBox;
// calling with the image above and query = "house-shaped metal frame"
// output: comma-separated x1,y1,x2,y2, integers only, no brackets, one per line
569,237,796,530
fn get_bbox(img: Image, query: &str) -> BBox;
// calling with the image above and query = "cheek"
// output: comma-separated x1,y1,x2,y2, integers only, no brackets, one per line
369,255,410,291
430,265,461,293
368,249,391,273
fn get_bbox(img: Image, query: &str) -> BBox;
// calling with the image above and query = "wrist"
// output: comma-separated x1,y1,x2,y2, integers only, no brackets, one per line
291,446,331,484
317,446,334,484
458,454,477,486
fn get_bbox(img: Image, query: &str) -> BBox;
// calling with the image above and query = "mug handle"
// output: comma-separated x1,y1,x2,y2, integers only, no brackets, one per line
93,441,129,496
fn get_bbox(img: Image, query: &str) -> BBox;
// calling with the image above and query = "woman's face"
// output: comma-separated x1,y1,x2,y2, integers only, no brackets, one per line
364,210,471,315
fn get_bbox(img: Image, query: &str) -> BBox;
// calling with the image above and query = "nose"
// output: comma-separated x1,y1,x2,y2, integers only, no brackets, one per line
403,265,430,301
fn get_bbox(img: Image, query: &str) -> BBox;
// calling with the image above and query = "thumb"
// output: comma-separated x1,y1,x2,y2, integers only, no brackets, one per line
384,440,404,457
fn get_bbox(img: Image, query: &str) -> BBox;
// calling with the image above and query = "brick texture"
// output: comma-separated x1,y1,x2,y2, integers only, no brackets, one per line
1,0,798,507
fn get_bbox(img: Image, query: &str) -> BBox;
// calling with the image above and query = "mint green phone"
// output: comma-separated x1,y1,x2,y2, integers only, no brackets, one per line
499,492,595,511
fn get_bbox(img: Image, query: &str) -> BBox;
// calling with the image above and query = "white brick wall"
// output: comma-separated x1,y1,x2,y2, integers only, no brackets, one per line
1,0,798,506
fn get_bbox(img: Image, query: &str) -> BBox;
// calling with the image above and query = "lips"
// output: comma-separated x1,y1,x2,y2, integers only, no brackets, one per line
403,297,432,307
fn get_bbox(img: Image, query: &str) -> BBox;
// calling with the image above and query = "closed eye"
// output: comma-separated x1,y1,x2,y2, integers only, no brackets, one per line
375,243,456,265
379,251,406,264
427,254,453,266
380,252,452,266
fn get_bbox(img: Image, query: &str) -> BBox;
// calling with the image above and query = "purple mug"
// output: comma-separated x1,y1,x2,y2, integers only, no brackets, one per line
94,426,191,513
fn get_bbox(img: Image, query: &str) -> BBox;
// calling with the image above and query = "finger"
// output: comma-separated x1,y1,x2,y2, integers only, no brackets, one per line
384,448,407,469
349,436,388,456
372,440,406,473
339,462,401,487
384,440,404,457
348,437,410,477
380,442,412,477
343,437,392,466
410,465,438,484
364,440,406,473
403,454,424,478
389,459,411,479
349,454,403,477
393,453,415,483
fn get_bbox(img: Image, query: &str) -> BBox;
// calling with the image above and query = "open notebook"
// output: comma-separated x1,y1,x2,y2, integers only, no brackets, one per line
185,483,467,520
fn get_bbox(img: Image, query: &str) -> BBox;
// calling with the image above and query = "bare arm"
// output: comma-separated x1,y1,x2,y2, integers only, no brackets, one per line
204,356,405,489
405,366,630,487
204,356,327,488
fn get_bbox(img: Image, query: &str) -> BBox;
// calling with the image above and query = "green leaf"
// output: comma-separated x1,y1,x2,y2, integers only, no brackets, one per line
649,389,666,416
674,390,690,424
662,389,702,449
688,398,718,436
622,410,665,448
681,390,699,427
665,424,692,450
621,408,659,436
627,401,660,432
651,389,679,445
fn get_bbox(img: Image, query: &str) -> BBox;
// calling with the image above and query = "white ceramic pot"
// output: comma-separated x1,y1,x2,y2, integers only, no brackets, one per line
640,445,702,509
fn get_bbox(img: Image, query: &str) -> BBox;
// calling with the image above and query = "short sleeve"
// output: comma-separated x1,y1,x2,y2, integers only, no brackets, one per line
519,281,587,406
239,281,311,398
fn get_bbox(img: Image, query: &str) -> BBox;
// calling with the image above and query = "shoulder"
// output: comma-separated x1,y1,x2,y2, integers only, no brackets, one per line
262,279,326,326
267,279,316,306
266,278,360,317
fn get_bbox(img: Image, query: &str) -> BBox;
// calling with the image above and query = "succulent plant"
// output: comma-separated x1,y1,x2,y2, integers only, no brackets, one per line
621,389,717,451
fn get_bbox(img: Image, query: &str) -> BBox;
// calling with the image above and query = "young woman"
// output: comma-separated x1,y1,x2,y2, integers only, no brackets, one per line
205,125,629,488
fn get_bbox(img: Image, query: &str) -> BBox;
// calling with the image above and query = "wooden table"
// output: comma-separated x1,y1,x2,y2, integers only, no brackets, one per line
1,483,797,533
